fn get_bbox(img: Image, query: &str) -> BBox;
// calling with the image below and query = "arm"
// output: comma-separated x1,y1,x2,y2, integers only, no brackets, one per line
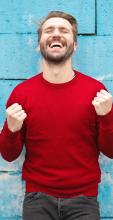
92,89,113,158
0,120,26,162
0,89,27,162
97,107,113,158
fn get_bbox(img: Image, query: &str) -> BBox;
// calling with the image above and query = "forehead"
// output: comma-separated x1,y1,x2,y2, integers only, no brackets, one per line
42,17,72,30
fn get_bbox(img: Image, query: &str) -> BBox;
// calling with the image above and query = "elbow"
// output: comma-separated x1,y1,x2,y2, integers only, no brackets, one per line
1,152,17,162
105,154,113,159
100,150,113,159
99,140,113,159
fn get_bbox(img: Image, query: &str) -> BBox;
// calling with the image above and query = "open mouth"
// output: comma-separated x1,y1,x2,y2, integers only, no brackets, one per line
49,42,64,48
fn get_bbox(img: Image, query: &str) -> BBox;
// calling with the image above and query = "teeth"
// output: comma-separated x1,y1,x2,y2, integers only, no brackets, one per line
50,42,63,48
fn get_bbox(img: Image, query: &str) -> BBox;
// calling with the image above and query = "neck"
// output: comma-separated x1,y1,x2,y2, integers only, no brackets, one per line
42,58,75,83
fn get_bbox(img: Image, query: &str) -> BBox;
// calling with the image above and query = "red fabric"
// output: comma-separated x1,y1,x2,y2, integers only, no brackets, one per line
1,70,113,198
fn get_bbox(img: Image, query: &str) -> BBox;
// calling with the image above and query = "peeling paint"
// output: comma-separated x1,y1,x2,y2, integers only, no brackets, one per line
0,173,25,218
96,73,113,81
27,36,36,47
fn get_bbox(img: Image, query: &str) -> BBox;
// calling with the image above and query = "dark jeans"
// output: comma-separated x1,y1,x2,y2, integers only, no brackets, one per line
23,192,100,220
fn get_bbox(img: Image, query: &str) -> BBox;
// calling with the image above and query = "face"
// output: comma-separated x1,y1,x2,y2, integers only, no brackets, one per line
38,17,77,63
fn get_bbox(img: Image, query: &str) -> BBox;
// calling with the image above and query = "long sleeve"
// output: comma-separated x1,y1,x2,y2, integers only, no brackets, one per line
0,88,25,162
97,106,113,158
1,70,111,197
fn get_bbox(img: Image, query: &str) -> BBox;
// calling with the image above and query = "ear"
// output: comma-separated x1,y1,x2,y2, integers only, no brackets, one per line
74,42,77,51
36,44,40,52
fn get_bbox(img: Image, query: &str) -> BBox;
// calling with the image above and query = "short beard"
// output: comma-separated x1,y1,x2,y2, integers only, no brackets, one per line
40,42,74,64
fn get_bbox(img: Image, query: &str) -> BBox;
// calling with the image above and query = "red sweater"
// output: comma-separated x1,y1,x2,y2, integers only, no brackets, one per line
1,70,113,198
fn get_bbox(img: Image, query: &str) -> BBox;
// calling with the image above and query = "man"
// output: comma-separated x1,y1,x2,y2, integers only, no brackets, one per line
0,11,113,220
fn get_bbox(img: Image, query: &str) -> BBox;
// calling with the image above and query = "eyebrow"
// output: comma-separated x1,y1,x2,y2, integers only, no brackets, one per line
44,26,70,31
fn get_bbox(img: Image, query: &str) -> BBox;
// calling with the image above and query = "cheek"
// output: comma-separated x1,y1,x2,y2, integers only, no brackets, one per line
66,38,74,47
40,35,50,46
39,39,46,49
65,35,74,42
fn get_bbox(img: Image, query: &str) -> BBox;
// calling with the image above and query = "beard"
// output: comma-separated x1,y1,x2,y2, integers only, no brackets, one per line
39,37,74,63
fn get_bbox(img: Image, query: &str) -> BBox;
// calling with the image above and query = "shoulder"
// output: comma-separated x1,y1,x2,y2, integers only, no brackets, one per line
75,70,106,91
6,73,42,107
13,73,42,93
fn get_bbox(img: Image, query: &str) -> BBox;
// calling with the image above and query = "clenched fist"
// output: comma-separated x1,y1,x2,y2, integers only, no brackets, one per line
6,103,27,132
92,89,113,116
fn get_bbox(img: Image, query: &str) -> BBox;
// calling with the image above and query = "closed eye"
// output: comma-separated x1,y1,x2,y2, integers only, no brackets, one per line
59,28,69,33
44,27,54,33
44,27,70,34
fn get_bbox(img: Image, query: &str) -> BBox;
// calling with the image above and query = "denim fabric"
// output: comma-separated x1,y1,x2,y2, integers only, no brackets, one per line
23,192,100,220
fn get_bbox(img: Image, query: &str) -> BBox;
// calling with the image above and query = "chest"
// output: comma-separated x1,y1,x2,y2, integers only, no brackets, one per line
24,92,96,136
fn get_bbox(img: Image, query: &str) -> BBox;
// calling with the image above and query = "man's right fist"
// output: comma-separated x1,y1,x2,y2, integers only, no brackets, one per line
6,103,27,132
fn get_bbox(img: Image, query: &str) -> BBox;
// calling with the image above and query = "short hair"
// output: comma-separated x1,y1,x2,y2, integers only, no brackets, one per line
37,11,78,43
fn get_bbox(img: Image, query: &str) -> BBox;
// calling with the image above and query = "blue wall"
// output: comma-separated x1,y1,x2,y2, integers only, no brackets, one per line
0,0,113,219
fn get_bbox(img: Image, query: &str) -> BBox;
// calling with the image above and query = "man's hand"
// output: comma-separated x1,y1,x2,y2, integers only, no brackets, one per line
92,89,113,116
6,103,27,132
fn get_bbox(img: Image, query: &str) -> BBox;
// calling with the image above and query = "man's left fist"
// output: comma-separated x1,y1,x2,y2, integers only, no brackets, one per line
92,89,113,116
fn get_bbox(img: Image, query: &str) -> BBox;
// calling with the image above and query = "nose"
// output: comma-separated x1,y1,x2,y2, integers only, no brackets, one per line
52,28,61,37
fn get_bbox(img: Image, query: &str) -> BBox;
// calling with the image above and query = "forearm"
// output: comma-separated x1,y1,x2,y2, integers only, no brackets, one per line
0,121,24,162
98,108,113,158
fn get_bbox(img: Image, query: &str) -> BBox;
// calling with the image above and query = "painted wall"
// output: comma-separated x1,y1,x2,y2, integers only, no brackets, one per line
0,0,113,219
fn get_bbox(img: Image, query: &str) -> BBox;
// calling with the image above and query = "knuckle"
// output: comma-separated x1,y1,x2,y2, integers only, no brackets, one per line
18,105,22,110
14,103,18,106
19,105,22,109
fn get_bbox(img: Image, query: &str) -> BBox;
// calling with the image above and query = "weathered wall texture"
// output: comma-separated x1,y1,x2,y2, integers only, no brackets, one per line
0,0,113,219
